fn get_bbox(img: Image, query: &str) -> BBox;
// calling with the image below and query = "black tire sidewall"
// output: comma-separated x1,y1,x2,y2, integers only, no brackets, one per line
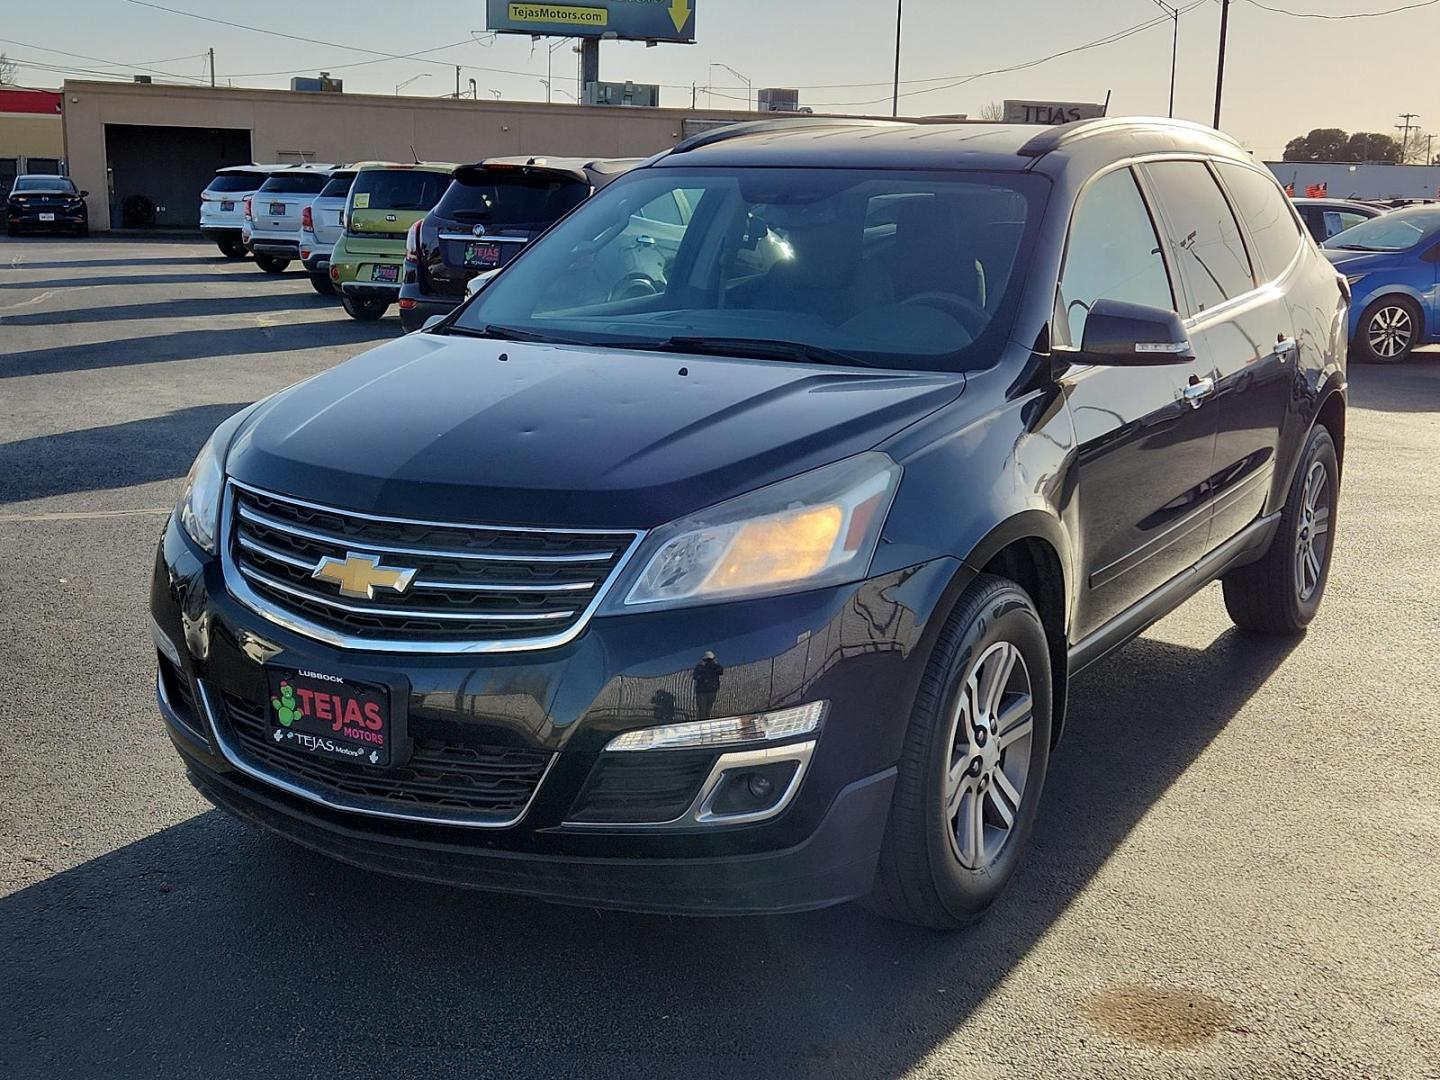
919,580,1053,918
1357,296,1420,364
308,273,335,295
1286,426,1340,625
256,255,289,274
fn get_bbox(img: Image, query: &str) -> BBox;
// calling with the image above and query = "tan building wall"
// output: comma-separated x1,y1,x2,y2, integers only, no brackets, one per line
0,112,65,163
61,80,762,231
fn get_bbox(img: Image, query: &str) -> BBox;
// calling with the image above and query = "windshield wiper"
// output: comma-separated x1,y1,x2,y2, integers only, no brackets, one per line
633,336,875,368
440,323,586,345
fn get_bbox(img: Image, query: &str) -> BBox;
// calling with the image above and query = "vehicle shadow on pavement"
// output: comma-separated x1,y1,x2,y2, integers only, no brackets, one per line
2,321,398,380
0,403,251,503
0,272,290,290
0,256,234,270
1347,358,1440,412
0,629,1297,1079
1,292,342,327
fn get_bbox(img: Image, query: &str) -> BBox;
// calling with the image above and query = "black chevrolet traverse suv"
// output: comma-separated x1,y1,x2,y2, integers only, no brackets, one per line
152,117,1346,928
397,156,638,332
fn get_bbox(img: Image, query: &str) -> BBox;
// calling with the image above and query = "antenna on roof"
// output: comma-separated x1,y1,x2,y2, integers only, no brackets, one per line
410,143,420,165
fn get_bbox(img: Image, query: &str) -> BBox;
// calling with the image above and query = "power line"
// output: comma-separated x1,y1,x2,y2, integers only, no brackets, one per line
3,52,208,85
0,36,210,82
1241,0,1440,17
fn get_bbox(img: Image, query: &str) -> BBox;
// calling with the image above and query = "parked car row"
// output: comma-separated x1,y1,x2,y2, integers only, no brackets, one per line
196,156,639,326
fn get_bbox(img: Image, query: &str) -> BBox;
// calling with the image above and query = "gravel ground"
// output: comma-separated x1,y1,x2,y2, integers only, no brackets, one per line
1,236,1437,1080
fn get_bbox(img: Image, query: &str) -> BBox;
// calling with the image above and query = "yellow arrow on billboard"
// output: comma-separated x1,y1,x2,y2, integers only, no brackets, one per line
668,0,691,32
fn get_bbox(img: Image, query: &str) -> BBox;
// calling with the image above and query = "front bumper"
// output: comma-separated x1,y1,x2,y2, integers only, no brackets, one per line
151,512,961,913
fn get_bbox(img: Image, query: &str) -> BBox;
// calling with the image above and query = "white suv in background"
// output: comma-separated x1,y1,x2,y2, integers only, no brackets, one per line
300,168,354,295
199,165,285,258
246,164,333,274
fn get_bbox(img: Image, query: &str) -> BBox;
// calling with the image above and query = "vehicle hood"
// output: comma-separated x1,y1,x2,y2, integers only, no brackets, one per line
225,335,966,529
1321,248,1398,273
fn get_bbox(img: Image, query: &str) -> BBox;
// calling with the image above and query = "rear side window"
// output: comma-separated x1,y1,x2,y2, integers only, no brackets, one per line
1057,168,1175,348
258,173,329,195
318,174,355,199
1217,163,1302,280
435,173,588,226
207,172,269,193
1143,160,1254,313
352,170,451,212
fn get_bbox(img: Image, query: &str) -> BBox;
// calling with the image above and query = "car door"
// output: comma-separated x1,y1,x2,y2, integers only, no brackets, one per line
1144,159,1297,550
1055,165,1221,638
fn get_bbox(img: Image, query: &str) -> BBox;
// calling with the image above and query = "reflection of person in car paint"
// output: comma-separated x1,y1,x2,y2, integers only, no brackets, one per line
692,651,724,721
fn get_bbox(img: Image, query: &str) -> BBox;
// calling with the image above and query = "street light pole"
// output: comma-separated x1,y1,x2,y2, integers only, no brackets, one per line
892,0,903,118
710,63,752,110
1213,0,1230,128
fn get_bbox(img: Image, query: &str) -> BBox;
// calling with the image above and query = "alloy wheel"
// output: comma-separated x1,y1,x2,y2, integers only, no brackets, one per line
1294,460,1332,603
943,640,1035,871
1368,305,1412,359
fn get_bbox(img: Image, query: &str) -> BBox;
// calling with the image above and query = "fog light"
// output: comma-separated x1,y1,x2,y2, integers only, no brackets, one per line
606,701,825,752
747,773,774,799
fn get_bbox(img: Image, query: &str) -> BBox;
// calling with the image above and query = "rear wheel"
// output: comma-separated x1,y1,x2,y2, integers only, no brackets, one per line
217,239,247,259
1355,296,1420,363
342,296,388,321
254,254,290,274
1222,424,1339,635
864,574,1052,929
75,224,89,238
308,272,335,296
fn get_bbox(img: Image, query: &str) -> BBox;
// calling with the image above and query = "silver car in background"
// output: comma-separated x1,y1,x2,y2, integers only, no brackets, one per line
300,169,355,295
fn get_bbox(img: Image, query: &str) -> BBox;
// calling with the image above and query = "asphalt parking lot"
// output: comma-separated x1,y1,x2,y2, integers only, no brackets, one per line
2,235,1438,1080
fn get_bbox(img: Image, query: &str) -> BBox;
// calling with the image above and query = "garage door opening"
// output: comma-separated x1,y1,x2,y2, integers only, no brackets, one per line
103,124,251,229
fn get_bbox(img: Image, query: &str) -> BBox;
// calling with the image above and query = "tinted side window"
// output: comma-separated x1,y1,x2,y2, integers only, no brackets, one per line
1057,168,1175,347
1143,160,1253,313
1218,163,1302,280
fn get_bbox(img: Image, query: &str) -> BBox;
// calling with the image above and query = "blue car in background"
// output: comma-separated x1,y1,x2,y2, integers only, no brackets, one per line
1323,206,1440,363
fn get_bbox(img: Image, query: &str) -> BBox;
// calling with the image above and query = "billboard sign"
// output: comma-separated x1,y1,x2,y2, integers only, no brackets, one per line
1003,99,1106,125
486,0,695,42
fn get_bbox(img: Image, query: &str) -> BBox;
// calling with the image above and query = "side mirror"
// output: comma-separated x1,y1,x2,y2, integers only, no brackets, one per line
420,314,446,332
1073,298,1195,366
80,190,90,198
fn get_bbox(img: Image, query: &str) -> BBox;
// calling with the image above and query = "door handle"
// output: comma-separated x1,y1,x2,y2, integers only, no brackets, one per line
1275,334,1299,360
1181,376,1215,409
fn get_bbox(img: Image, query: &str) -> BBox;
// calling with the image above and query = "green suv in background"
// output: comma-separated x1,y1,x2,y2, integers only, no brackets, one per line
329,161,456,321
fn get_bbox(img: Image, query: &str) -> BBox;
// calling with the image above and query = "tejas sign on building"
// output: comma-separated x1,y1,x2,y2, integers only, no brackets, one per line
1003,100,1106,125
487,0,696,42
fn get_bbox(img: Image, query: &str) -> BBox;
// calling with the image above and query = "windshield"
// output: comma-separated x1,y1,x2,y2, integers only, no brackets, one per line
351,169,450,212
258,173,330,195
14,176,76,193
1324,209,1439,251
455,167,1046,371
318,173,355,199
436,171,590,228
207,172,270,193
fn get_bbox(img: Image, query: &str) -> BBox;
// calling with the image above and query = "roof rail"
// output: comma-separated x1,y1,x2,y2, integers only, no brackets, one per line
1018,116,1243,158
670,116,912,155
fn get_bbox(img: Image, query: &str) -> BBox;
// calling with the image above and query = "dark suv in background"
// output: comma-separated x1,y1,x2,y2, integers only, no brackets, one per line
152,117,1346,928
397,156,638,332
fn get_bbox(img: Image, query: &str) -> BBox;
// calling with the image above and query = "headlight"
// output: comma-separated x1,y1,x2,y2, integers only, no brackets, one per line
176,433,224,554
614,452,901,612
1345,273,1367,286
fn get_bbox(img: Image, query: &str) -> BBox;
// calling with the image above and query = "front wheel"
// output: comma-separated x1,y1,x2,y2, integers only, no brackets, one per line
254,254,290,274
308,272,335,296
217,239,247,259
1355,296,1420,363
864,574,1052,929
342,296,388,321
1222,424,1339,635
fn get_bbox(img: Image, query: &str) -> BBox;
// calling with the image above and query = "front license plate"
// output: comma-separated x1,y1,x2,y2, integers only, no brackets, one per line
269,202,286,216
220,200,235,211
464,243,502,268
265,667,393,767
38,212,55,221
370,263,399,283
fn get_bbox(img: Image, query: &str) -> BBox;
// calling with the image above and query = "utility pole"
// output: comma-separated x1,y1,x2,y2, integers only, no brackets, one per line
1428,133,1435,165
692,82,697,109
1396,112,1419,163
455,65,461,99
208,47,215,88
892,0,903,118
1152,0,1178,118
1212,0,1230,129
579,38,599,104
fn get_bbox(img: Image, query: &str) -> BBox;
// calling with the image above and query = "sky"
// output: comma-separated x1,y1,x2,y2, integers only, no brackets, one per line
3,0,1437,160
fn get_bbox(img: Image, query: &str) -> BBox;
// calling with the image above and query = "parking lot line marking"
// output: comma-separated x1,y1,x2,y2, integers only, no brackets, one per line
0,507,170,523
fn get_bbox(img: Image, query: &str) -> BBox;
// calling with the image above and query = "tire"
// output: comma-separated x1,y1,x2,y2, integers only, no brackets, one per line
217,239,247,259
1354,296,1420,364
864,573,1053,929
308,272,335,296
1222,424,1339,635
254,254,290,274
342,296,388,321
75,224,89,238
5,224,16,237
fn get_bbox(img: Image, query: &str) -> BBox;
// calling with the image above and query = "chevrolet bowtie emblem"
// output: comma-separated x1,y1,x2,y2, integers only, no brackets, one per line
312,553,417,600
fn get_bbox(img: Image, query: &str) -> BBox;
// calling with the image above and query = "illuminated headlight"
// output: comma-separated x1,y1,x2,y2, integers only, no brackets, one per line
606,701,825,752
613,452,901,611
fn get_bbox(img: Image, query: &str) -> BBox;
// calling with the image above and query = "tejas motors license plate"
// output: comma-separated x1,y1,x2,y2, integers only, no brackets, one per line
265,667,393,767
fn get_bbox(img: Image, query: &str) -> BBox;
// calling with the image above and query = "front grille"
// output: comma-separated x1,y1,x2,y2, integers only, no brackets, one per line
217,690,553,825
226,481,639,647
566,752,717,824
